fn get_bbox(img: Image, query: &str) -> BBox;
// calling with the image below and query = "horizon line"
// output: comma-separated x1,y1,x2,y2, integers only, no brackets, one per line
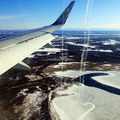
1,29,120,31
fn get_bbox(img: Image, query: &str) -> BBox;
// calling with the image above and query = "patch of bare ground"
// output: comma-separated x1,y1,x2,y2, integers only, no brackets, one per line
0,78,28,120
43,62,120,73
0,54,119,120
0,64,74,120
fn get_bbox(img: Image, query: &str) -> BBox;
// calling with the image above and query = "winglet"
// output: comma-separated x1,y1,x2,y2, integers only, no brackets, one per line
52,1,75,25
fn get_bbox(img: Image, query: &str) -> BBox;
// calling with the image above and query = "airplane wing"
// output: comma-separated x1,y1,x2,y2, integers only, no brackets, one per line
0,1,75,75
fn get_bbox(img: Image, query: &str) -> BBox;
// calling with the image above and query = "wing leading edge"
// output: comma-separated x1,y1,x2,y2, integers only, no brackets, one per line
0,1,75,75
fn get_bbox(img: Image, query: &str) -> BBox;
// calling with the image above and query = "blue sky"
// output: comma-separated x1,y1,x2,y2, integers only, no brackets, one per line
0,0,120,30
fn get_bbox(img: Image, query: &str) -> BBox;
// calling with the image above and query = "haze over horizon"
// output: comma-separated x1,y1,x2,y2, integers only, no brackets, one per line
0,0,120,30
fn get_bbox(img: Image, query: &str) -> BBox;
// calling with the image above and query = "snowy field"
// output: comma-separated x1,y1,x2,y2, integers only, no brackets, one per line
55,70,98,78
51,70,120,120
92,71,120,89
53,62,79,68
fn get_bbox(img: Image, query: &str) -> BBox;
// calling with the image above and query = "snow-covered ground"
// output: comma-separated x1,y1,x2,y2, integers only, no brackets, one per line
55,70,99,78
67,42,96,48
14,89,47,120
65,36,83,39
54,62,79,68
50,84,96,120
55,70,120,89
92,71,120,89
103,39,120,45
51,70,120,120
38,48,62,52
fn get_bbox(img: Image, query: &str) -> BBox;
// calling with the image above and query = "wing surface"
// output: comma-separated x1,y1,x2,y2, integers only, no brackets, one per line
0,1,75,75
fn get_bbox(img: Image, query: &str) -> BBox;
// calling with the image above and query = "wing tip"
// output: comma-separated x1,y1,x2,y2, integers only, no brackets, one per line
52,1,75,26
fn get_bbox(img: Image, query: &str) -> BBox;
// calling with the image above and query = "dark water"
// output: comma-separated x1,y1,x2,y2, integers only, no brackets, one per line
74,73,120,95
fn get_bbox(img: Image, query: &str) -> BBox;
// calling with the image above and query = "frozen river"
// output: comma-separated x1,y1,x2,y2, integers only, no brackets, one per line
51,70,120,120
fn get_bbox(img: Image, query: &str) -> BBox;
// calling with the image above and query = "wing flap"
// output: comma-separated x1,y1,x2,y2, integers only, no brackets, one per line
13,62,31,70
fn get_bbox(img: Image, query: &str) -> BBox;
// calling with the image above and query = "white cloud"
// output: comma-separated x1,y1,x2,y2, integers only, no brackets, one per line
91,24,120,30
0,15,27,20
62,23,120,30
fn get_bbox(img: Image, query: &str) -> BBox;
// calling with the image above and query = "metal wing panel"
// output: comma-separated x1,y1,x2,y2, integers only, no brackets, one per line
0,25,60,50
0,33,54,75
0,1,75,75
